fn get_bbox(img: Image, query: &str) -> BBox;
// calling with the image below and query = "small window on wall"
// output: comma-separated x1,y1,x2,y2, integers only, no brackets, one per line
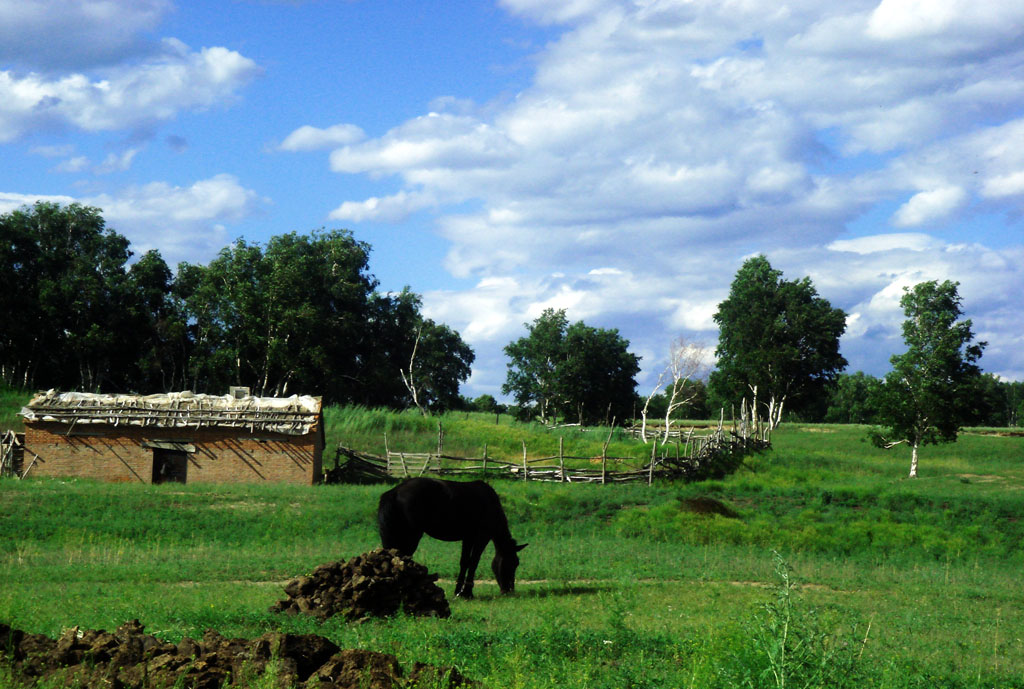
152,448,188,484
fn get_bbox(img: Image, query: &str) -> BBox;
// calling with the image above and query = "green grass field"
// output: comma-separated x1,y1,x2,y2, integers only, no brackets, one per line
2,399,1023,687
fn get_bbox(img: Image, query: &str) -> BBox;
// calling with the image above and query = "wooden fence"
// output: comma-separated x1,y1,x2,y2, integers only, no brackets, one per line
326,413,769,485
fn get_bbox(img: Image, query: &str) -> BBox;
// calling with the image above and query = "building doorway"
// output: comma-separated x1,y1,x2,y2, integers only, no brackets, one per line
152,448,188,484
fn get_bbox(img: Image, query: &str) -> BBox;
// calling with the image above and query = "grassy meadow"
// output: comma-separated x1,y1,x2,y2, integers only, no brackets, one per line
1,396,1023,687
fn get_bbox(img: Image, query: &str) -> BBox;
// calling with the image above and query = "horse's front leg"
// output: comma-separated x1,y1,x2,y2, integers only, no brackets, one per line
455,539,485,599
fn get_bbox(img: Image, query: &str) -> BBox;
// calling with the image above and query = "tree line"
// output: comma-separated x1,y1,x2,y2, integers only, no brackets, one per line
500,254,1006,477
4,203,1016,469
0,202,473,409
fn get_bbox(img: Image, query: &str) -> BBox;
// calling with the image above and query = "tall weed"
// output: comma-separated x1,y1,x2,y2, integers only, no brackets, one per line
723,553,868,689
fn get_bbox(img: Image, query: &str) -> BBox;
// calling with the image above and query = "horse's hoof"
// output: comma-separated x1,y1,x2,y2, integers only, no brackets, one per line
455,591,474,600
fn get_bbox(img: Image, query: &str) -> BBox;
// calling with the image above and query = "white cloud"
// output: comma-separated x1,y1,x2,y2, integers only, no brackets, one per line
95,148,141,174
53,156,91,173
88,174,266,265
328,191,435,223
0,0,171,70
828,233,943,255
0,41,260,142
1,175,266,266
279,123,365,151
866,0,1024,46
982,171,1024,198
891,186,967,227
329,113,515,175
0,191,76,215
288,0,1024,392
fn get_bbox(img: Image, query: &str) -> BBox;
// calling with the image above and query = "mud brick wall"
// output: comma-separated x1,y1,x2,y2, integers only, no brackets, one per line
22,423,323,485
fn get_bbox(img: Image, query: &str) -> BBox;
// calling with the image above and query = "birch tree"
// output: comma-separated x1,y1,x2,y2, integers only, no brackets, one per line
640,338,709,443
871,280,985,478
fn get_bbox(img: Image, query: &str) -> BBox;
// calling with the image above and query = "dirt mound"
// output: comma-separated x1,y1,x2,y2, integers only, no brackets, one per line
0,619,474,688
270,548,451,621
680,496,741,519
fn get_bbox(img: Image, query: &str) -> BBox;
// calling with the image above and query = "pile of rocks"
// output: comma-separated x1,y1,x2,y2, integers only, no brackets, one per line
0,619,474,689
271,548,451,621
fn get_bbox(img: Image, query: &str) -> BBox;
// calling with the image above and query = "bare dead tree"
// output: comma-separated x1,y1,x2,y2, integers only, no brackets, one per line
639,369,668,443
399,326,428,417
640,337,709,444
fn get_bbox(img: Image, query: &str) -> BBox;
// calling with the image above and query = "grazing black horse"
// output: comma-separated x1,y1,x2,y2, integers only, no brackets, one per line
377,477,527,599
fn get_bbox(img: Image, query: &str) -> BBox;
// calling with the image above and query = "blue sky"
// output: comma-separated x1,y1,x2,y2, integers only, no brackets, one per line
3,0,1023,399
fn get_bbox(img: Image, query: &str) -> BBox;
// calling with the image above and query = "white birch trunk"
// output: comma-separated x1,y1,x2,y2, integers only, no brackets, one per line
909,442,919,478
640,371,667,444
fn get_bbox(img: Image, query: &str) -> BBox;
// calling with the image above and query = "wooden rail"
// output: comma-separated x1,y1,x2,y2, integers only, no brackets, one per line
326,421,768,486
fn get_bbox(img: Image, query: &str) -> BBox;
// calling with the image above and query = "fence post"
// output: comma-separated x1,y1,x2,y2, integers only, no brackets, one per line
601,421,615,485
559,436,565,482
482,444,488,477
384,431,390,475
648,441,656,485
521,440,528,481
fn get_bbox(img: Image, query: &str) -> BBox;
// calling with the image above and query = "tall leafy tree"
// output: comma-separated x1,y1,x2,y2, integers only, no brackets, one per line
0,202,146,391
710,255,847,424
871,280,985,478
176,237,474,408
177,230,378,398
125,250,192,392
503,309,640,425
402,317,476,413
1,203,475,407
559,321,641,426
824,372,883,424
352,289,473,412
960,373,1024,428
503,309,569,423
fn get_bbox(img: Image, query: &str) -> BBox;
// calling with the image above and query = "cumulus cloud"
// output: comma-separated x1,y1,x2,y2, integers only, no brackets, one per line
279,123,365,151
0,175,266,266
53,156,91,173
88,174,267,264
0,40,261,142
289,0,1024,393
866,0,1024,47
0,191,76,215
982,171,1024,198
891,186,967,227
0,0,171,71
328,191,436,223
95,148,142,174
827,233,944,255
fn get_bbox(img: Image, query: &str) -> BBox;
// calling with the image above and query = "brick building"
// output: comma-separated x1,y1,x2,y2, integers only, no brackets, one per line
19,390,324,485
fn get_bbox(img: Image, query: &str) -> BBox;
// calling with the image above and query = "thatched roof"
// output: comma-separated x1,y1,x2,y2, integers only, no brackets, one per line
20,390,322,437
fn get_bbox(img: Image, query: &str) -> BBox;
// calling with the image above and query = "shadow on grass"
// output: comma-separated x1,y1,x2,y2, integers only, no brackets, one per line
466,582,612,601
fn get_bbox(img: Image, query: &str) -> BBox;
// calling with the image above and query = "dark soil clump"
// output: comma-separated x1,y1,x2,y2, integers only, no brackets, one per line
681,496,741,518
0,619,474,688
270,548,451,620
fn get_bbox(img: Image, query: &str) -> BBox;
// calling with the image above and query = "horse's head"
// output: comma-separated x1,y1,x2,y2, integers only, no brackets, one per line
492,541,528,594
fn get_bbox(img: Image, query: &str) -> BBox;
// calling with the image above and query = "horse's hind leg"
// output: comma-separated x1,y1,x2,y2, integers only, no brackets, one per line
455,539,486,599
